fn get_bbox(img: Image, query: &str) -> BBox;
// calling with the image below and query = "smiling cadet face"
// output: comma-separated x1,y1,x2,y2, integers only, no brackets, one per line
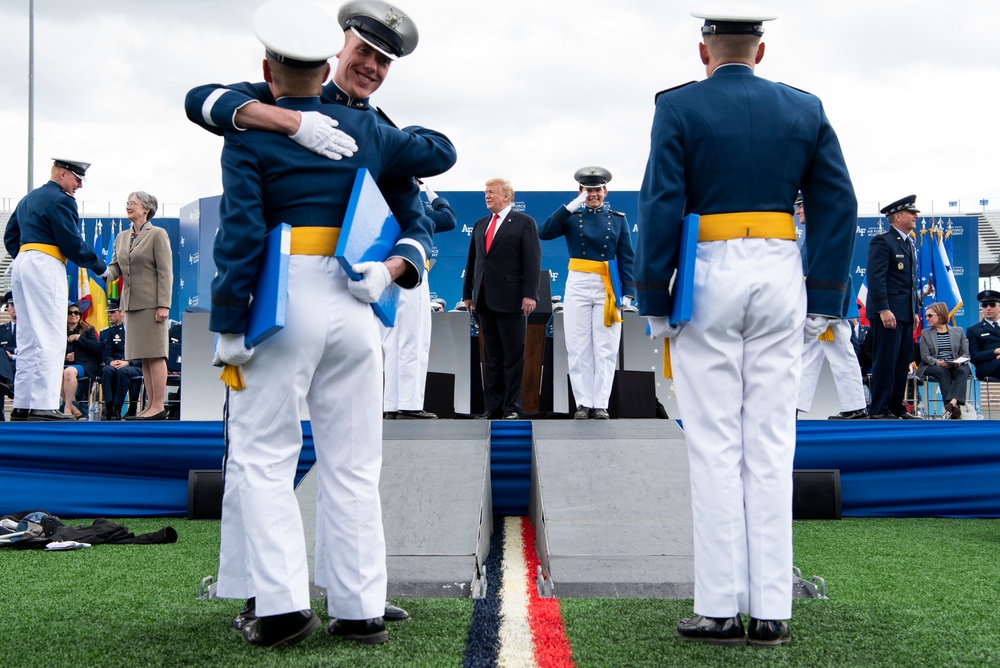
334,30,392,99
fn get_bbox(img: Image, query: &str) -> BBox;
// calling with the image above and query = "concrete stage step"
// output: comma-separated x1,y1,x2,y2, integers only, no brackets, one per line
296,421,492,598
530,420,694,598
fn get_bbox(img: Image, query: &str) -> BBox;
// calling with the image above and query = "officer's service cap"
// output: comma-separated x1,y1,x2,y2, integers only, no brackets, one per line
52,159,90,180
2,291,12,308
794,191,803,206
107,299,121,312
254,0,343,68
338,0,418,60
977,290,1000,304
691,4,777,36
574,166,612,188
880,194,920,216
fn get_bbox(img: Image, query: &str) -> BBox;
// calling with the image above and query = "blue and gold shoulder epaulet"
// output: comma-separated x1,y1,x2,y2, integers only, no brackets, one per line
374,106,398,128
654,81,696,102
778,82,812,95
610,209,626,217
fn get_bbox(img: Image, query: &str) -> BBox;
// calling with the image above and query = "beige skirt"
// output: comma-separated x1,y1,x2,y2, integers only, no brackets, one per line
124,309,169,359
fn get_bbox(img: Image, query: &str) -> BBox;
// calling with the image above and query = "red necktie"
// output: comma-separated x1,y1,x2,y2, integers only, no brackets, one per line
485,213,499,252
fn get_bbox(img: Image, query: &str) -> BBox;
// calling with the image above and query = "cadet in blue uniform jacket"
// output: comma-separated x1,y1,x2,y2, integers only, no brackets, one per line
636,9,856,648
538,167,634,419
4,159,107,421
0,292,15,418
865,195,921,419
98,300,142,420
967,289,1000,380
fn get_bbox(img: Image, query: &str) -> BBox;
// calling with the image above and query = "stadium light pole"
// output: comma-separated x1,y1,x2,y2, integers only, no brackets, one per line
27,0,35,193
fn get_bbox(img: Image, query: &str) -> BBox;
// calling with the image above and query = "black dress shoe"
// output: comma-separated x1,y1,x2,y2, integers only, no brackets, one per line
383,411,397,420
11,408,29,421
474,412,494,420
829,408,868,420
747,618,791,647
675,614,746,646
592,408,610,420
893,411,922,420
573,405,591,420
242,609,319,648
383,602,410,621
502,412,520,420
26,409,76,421
397,409,438,420
869,413,901,420
129,410,169,421
232,597,256,633
326,617,389,644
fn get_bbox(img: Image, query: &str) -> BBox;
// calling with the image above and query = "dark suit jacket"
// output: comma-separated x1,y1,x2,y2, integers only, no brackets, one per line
967,319,1000,379
865,229,918,323
463,210,542,313
65,326,101,380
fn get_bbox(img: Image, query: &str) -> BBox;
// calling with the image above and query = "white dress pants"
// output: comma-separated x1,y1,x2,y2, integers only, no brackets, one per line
381,279,431,412
673,238,804,620
796,319,866,413
10,251,69,410
563,270,621,410
217,257,387,620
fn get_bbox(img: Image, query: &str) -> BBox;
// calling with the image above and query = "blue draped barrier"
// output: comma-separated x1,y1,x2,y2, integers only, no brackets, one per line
2,420,997,518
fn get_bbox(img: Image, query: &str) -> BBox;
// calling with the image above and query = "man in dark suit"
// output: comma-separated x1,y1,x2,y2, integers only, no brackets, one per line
463,178,542,419
866,194,921,419
98,299,142,420
967,289,1000,380
0,292,16,419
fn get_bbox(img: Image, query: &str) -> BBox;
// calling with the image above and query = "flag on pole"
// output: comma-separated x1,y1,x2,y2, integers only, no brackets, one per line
857,278,869,326
931,227,963,321
917,223,935,305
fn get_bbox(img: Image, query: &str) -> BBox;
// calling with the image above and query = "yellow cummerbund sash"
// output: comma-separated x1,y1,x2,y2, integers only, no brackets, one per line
698,212,796,242
425,260,432,272
567,258,622,327
289,227,340,256
20,243,67,263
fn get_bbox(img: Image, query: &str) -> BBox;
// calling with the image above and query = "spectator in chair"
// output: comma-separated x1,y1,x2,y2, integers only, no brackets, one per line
918,302,971,419
98,299,143,420
62,300,100,419
967,289,1000,381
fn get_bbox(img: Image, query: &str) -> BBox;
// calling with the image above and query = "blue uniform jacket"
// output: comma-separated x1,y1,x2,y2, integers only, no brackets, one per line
865,229,918,323
636,64,856,318
185,80,457,261
0,322,15,357
210,96,455,335
3,181,107,273
99,323,140,366
538,203,634,294
424,197,457,235
967,319,1000,379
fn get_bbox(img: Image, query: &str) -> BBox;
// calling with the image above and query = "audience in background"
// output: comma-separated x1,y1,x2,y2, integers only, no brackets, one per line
98,299,142,420
62,300,100,419
918,302,971,419
0,292,16,420
967,289,1000,382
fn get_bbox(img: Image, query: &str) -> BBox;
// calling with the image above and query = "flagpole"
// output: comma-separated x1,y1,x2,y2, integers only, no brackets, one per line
27,0,35,192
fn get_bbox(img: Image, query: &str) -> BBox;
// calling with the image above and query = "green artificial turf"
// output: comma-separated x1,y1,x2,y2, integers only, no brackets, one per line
1,517,999,667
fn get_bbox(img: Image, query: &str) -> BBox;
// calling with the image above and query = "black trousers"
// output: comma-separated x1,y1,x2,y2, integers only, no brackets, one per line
475,298,526,416
100,364,143,409
868,317,913,415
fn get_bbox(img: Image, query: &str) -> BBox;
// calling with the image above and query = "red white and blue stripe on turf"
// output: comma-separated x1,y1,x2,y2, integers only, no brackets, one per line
463,516,574,667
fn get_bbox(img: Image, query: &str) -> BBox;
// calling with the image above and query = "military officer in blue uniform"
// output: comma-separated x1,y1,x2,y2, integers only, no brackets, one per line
0,292,16,418
636,7,857,647
184,0,450,265
4,158,108,421
966,289,1000,380
98,299,142,420
208,1,455,649
382,179,457,419
865,194,922,419
539,166,634,420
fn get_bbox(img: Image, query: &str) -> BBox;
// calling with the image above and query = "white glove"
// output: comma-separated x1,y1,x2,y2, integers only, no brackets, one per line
622,296,634,308
424,185,439,203
348,262,392,303
648,316,684,339
565,191,588,212
289,111,359,160
213,333,254,367
804,315,839,343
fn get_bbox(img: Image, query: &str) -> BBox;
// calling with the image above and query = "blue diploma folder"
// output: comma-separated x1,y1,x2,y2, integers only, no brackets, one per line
670,213,699,326
336,169,401,327
608,258,623,307
245,222,291,347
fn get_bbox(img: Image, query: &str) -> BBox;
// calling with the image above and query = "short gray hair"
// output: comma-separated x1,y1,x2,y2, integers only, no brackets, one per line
129,191,158,220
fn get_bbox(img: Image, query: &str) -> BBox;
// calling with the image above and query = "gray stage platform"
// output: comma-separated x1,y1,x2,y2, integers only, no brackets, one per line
530,420,694,598
296,421,492,598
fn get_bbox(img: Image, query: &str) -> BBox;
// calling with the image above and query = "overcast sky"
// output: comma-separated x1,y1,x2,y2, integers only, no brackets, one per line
1,0,998,218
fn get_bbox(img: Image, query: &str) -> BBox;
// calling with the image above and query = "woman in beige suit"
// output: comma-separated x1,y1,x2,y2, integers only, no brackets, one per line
918,301,971,419
107,191,173,420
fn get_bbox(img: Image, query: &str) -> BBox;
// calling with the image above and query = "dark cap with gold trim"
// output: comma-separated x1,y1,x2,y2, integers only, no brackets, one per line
52,159,90,180
880,194,920,216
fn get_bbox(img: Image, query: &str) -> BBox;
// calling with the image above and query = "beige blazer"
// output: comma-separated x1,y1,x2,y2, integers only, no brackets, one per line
107,222,173,311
